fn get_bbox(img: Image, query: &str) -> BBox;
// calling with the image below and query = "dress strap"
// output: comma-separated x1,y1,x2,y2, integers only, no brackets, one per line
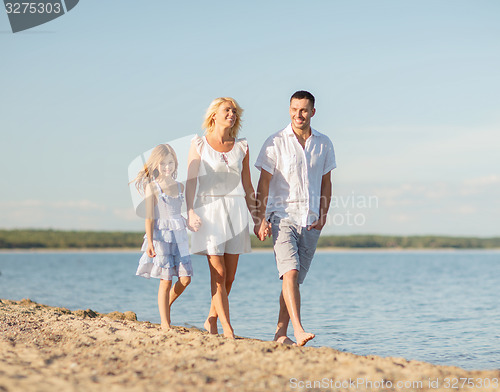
153,180,164,194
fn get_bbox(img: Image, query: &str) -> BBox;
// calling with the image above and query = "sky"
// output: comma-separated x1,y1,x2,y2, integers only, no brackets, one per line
1,0,499,237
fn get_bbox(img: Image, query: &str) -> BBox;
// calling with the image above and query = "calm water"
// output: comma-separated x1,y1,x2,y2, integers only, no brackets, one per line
0,250,499,370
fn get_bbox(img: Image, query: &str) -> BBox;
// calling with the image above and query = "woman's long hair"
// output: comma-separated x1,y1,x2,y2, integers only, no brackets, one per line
202,97,243,138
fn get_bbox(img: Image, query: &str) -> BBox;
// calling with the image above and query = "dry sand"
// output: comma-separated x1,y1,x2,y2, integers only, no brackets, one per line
1,299,498,392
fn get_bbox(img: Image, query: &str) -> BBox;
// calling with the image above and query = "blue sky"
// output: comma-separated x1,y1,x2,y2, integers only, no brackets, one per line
1,0,499,236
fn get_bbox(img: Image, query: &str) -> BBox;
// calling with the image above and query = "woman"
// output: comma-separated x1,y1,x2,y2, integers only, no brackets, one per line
186,97,256,339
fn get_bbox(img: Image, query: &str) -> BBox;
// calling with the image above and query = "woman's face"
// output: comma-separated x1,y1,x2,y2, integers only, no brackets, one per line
213,101,237,129
158,155,176,178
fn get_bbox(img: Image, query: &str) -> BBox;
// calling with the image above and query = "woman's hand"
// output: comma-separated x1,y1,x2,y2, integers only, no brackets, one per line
187,210,202,232
146,242,156,258
254,219,271,241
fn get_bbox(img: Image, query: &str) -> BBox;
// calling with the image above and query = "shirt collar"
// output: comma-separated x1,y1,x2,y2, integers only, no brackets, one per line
285,123,318,137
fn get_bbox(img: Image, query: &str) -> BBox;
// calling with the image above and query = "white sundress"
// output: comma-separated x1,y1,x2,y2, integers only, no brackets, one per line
190,135,251,256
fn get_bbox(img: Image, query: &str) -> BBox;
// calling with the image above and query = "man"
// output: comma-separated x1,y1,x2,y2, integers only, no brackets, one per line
254,91,336,346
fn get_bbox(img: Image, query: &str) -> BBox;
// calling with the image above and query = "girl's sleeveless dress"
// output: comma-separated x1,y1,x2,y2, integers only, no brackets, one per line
136,182,193,280
190,135,251,255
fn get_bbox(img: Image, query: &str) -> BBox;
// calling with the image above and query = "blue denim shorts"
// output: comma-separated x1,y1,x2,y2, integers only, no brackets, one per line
270,214,321,284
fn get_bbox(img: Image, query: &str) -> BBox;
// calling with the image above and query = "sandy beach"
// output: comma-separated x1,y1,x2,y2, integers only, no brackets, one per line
1,299,498,392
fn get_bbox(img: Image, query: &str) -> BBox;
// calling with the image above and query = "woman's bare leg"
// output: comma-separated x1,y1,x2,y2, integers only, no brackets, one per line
205,255,237,338
158,279,173,329
204,254,239,334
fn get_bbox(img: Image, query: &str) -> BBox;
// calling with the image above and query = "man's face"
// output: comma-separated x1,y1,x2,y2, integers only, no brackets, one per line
289,98,315,132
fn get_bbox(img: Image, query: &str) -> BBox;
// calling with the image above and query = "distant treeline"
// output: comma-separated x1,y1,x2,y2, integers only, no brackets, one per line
0,230,142,249
1,229,499,250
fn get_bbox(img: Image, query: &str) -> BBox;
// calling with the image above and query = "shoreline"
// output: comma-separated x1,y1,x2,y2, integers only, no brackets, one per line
1,247,500,254
1,299,499,392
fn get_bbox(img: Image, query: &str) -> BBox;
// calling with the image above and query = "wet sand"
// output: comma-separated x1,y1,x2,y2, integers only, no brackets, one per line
1,299,498,392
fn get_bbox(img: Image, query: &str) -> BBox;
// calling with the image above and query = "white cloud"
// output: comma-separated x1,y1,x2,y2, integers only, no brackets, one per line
112,208,139,222
0,199,138,230
337,125,500,184
326,178,500,236
2,199,106,211
389,213,415,223
456,205,477,215
463,175,500,186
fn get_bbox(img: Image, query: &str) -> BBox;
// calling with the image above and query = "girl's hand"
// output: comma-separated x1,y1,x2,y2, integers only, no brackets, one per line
146,243,156,258
187,210,202,232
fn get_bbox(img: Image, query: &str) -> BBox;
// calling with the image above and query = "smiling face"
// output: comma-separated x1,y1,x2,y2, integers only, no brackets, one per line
289,98,315,133
213,101,237,129
158,154,177,179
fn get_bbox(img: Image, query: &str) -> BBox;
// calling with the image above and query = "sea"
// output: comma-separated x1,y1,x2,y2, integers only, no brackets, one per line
0,250,499,371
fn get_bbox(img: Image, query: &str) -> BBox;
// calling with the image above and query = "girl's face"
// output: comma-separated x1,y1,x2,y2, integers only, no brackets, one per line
158,155,176,178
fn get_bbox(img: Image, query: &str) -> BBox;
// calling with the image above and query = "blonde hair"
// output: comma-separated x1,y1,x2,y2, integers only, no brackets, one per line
202,97,243,138
132,144,178,194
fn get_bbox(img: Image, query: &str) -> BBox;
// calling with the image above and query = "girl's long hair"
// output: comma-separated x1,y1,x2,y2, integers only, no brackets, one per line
132,144,178,195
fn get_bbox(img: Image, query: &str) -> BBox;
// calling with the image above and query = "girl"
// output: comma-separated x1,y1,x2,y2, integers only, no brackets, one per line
133,144,193,330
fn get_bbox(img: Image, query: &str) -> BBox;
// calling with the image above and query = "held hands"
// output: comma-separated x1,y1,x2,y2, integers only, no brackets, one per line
254,219,271,241
187,210,202,232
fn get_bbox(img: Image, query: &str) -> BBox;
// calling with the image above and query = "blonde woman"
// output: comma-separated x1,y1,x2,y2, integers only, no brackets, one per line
186,97,257,339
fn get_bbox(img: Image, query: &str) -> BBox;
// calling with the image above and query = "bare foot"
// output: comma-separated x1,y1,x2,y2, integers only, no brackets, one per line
204,317,218,334
295,331,315,346
161,322,171,330
223,330,235,339
274,335,297,346
221,325,235,339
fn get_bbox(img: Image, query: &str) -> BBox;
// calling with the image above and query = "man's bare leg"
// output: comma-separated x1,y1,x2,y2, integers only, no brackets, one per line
281,269,315,346
273,290,296,345
204,254,238,334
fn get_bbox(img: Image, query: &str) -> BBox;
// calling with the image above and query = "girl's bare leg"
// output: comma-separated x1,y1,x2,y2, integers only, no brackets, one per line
158,279,173,329
205,255,236,338
169,276,191,306
204,254,239,334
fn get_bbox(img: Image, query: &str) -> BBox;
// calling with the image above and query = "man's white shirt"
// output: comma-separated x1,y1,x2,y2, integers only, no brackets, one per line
255,123,336,227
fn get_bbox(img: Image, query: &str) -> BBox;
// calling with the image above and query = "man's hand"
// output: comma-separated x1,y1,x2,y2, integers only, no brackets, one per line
307,216,326,231
254,220,271,241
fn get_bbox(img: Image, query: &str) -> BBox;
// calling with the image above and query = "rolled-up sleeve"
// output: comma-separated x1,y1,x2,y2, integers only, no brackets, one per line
323,138,336,175
255,136,277,175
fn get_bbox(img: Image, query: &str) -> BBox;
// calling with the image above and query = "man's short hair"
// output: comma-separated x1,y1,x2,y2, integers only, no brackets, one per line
290,90,315,108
